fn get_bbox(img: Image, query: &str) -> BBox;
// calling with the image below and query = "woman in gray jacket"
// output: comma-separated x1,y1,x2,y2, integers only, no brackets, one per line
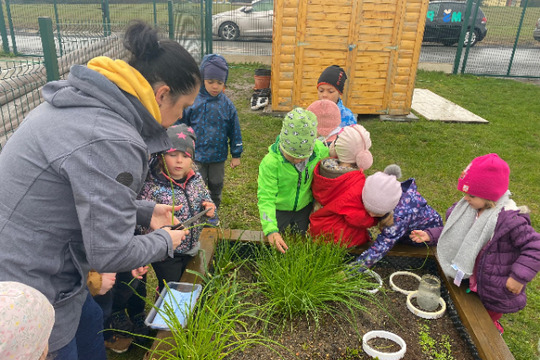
0,20,201,359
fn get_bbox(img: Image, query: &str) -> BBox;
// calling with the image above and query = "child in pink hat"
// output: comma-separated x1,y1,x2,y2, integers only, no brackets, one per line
412,153,540,333
307,99,342,146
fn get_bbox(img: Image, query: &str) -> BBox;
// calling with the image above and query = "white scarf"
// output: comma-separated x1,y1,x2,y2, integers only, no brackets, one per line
437,190,511,280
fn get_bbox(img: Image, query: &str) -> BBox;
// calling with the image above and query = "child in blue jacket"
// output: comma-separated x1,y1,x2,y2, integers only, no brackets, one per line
178,54,243,224
317,65,357,127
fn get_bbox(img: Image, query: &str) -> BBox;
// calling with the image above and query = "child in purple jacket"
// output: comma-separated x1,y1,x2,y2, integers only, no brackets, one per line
411,153,540,333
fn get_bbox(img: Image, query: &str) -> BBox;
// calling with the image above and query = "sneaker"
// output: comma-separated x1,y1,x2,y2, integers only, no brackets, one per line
105,334,133,354
108,310,134,333
131,312,150,344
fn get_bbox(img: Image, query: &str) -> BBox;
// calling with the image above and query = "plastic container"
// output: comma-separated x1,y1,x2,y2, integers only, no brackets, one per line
362,330,406,360
144,282,202,330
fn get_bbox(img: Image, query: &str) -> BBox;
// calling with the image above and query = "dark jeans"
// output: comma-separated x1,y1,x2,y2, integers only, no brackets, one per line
46,292,107,360
275,203,313,234
196,161,225,208
152,254,193,293
94,271,147,340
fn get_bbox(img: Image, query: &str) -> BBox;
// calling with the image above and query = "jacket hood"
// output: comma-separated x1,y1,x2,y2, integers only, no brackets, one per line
41,63,171,155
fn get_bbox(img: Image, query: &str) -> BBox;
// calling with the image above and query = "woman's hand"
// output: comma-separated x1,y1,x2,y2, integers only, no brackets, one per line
150,204,182,230
267,232,288,253
410,230,430,243
202,201,216,218
163,228,189,249
98,273,117,295
506,277,524,294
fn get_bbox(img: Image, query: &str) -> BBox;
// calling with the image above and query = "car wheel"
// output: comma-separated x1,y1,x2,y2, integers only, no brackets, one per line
463,29,479,47
219,22,239,41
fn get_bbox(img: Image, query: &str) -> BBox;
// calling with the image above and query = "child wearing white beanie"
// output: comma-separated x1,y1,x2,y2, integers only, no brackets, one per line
309,124,375,246
0,281,55,360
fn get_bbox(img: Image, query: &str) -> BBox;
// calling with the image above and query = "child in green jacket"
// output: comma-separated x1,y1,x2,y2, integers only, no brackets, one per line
257,108,329,253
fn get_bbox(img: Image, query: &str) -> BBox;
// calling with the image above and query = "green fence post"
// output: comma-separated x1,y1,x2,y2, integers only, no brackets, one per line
4,0,17,55
0,1,10,53
205,0,212,55
101,0,111,37
452,0,474,74
507,0,529,76
39,17,60,82
53,0,63,57
168,1,174,40
153,0,158,29
460,0,481,74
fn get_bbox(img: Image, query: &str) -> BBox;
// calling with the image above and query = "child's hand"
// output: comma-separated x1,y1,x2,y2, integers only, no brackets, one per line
506,277,524,294
230,158,241,169
131,266,149,279
202,201,216,218
267,232,288,253
410,230,430,243
99,273,116,295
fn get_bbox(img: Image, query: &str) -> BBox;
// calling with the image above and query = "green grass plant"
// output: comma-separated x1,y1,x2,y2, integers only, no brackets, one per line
139,273,279,360
252,232,381,329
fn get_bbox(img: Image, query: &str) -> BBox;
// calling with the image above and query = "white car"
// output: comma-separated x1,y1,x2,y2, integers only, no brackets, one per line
212,0,273,41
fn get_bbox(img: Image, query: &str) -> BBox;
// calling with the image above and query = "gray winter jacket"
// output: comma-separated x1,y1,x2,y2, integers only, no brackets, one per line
0,65,175,351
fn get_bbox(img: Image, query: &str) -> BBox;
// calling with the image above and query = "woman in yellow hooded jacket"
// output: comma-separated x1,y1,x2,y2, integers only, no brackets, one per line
0,20,200,359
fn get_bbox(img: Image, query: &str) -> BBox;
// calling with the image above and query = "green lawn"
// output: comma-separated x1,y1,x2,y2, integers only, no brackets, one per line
109,65,540,359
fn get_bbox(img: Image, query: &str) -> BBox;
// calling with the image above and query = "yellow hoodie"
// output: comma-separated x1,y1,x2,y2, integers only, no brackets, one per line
88,56,162,124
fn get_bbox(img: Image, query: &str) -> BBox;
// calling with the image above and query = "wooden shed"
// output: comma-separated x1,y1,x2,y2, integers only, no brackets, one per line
271,0,429,115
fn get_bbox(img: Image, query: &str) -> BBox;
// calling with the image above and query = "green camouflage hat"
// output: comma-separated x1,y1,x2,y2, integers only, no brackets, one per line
279,107,318,159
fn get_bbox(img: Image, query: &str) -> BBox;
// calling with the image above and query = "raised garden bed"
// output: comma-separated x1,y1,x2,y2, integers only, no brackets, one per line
143,228,514,360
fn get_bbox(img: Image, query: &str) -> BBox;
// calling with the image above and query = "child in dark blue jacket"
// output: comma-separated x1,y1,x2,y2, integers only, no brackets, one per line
178,54,243,224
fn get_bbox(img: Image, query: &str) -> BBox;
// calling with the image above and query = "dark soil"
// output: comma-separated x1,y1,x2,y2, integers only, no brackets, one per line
228,256,478,360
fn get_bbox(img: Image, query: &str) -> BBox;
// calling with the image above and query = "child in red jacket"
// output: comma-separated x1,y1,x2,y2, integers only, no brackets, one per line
309,124,381,246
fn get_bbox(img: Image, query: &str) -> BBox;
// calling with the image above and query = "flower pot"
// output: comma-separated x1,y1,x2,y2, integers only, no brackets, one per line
254,68,271,90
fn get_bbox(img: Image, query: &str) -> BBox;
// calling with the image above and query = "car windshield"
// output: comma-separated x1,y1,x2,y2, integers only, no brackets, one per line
252,0,273,12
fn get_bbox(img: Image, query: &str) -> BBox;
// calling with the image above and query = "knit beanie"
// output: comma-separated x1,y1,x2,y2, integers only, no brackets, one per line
0,281,55,359
307,99,341,138
457,153,510,201
166,124,197,158
279,107,318,159
317,65,347,94
362,165,403,215
329,124,373,170
202,54,228,83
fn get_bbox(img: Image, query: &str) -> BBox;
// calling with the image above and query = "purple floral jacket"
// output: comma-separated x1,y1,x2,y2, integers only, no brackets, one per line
354,178,443,269
428,203,540,314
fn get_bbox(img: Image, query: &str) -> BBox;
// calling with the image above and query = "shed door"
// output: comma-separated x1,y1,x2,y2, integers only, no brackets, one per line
292,0,406,114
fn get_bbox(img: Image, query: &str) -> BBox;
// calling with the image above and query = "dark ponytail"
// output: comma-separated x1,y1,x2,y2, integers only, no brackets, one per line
123,20,201,97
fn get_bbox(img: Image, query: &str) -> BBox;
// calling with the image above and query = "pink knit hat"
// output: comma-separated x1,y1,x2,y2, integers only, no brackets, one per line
362,169,402,215
457,153,510,201
307,100,341,138
329,124,373,170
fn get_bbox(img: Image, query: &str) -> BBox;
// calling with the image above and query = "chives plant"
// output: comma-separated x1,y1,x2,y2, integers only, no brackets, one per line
253,232,381,328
